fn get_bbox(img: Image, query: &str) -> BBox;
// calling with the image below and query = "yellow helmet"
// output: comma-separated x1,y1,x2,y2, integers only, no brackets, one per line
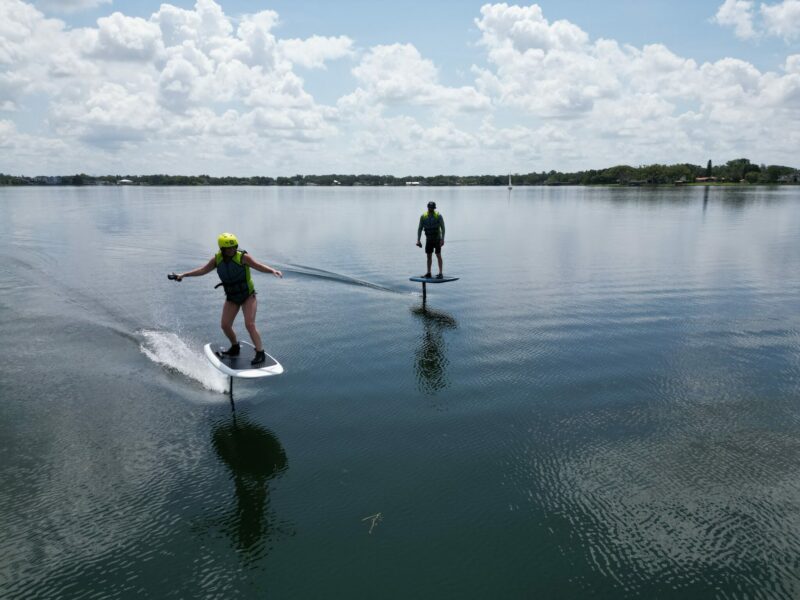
217,232,238,248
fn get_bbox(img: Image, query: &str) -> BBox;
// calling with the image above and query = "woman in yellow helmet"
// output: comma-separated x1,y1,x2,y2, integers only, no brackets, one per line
173,233,282,365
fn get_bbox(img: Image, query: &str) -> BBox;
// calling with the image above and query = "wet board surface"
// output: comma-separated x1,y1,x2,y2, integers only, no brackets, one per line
203,340,284,378
409,276,460,283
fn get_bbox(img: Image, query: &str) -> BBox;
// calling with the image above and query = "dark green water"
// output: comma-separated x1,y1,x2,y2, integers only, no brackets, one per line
2,185,800,598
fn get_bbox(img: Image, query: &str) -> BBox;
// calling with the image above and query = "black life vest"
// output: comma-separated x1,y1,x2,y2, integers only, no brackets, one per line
214,250,254,297
421,211,442,237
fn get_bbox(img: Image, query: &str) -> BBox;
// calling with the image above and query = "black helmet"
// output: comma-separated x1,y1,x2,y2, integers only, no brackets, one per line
427,201,436,209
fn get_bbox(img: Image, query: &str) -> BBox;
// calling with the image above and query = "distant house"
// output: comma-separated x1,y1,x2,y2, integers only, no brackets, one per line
694,176,717,183
778,172,800,183
117,179,133,185
333,179,341,185
405,181,420,186
34,176,61,185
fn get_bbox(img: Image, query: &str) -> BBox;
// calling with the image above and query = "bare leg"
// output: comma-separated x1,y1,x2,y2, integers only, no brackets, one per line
241,295,263,352
426,252,433,275
220,300,240,345
436,251,443,275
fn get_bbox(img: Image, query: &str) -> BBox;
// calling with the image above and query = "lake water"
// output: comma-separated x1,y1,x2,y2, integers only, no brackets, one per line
2,185,800,598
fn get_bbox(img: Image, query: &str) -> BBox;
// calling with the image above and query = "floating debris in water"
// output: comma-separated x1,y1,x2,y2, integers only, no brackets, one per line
361,512,382,534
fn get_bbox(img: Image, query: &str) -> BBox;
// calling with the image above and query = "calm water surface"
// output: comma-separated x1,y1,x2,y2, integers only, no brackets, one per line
1,185,800,598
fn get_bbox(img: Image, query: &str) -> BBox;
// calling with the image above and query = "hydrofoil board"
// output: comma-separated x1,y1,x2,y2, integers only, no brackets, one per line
204,340,284,378
409,276,459,283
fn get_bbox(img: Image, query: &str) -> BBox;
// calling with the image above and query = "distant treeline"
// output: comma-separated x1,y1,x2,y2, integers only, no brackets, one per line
2,158,798,186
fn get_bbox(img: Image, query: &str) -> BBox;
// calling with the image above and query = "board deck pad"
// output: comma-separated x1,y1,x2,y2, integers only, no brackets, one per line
204,340,283,378
409,276,459,283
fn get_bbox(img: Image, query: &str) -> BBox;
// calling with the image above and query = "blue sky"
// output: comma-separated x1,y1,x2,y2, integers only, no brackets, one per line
3,0,800,175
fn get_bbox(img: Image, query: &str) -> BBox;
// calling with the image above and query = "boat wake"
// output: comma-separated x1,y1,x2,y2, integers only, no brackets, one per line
139,330,228,393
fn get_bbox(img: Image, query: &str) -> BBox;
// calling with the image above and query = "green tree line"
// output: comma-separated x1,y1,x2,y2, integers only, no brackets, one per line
1,158,797,186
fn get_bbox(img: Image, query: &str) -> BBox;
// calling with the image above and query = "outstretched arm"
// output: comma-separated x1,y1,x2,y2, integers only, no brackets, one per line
416,215,423,246
243,254,283,278
175,257,215,281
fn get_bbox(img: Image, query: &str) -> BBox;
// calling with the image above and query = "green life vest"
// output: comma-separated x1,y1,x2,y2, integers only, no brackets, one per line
215,250,255,297
421,211,443,237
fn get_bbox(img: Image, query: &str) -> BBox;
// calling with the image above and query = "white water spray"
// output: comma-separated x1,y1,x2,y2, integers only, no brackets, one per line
139,330,228,393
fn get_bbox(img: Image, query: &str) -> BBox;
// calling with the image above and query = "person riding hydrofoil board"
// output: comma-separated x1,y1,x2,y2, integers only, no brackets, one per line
416,201,445,278
171,233,282,366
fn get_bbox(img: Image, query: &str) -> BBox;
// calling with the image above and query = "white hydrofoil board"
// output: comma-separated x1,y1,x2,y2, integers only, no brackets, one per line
204,340,284,378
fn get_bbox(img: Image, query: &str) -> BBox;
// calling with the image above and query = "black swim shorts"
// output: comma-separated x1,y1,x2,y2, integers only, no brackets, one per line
425,237,442,254
226,290,256,306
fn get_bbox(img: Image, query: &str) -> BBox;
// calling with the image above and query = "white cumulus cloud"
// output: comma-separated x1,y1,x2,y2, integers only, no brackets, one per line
343,43,489,112
761,0,800,40
88,12,165,61
713,0,800,40
0,0,356,171
470,3,800,169
713,0,757,39
279,35,354,69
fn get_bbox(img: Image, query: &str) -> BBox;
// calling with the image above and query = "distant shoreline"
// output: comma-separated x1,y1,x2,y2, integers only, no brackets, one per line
2,159,798,187
2,181,798,188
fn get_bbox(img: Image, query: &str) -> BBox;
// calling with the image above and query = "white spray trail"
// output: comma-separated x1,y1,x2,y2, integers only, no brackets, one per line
139,330,228,393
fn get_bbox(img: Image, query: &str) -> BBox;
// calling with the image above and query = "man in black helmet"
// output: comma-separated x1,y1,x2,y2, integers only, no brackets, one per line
416,201,445,278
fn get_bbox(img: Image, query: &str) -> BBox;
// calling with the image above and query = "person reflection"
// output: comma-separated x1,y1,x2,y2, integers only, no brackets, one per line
211,415,288,561
411,304,458,394
702,184,710,212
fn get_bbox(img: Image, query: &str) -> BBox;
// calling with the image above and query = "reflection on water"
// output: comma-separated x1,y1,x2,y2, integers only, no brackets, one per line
210,415,289,561
411,304,458,395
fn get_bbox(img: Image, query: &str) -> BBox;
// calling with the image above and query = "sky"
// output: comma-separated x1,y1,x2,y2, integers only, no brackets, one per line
2,0,800,176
